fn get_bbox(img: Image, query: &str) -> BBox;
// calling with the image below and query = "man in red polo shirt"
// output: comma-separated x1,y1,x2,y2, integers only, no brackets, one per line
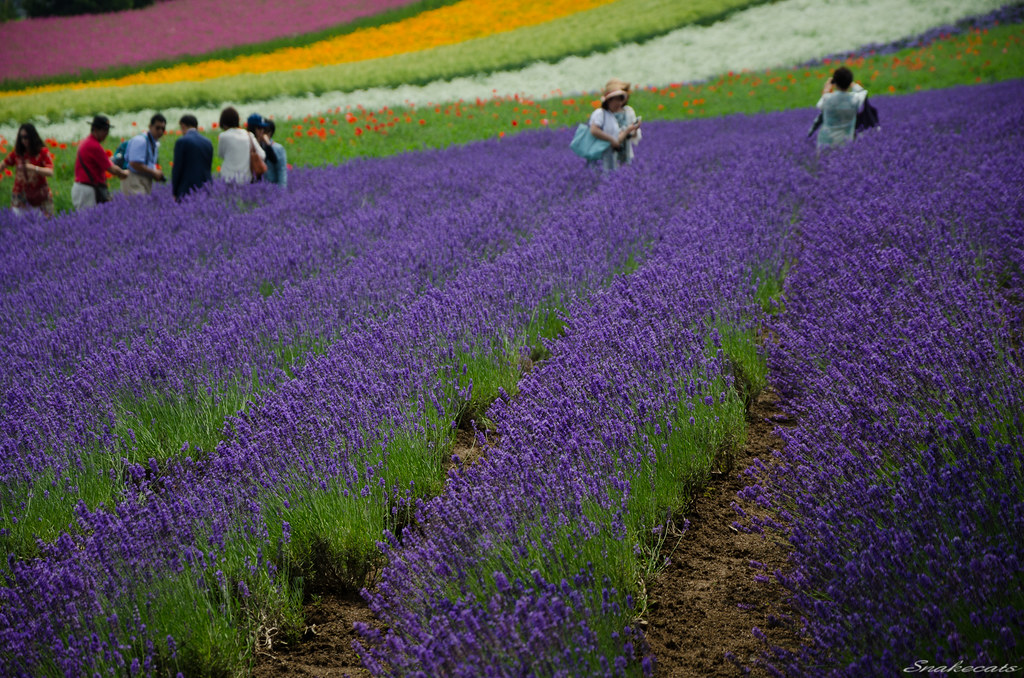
72,115,128,210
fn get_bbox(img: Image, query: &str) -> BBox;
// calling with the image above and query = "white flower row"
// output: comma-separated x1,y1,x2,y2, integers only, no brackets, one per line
2,0,1005,142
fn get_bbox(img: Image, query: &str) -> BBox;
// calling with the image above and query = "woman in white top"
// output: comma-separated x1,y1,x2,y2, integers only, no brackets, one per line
815,67,868,150
217,106,265,184
588,78,642,171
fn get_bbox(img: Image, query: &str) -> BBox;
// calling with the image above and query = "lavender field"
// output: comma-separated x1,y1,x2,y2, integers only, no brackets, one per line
1,80,1021,677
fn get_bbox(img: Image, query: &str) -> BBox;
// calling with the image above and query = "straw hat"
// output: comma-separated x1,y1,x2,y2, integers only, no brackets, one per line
601,79,632,104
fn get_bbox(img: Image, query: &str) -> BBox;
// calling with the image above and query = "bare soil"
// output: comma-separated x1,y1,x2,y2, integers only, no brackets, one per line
643,387,803,677
252,388,800,677
250,590,381,678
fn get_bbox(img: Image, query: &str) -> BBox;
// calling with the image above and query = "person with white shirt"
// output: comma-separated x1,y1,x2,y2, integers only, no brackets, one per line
216,106,264,185
588,78,642,171
815,67,869,149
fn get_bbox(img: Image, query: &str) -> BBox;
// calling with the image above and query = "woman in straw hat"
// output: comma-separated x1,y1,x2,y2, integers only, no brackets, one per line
588,78,642,171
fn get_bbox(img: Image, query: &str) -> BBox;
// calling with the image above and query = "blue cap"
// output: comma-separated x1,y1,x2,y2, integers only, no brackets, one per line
246,113,264,128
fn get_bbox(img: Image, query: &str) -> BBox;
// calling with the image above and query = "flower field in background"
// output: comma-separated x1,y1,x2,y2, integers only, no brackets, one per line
0,0,423,83
0,0,1013,136
0,0,765,123
6,0,619,96
2,13,1022,214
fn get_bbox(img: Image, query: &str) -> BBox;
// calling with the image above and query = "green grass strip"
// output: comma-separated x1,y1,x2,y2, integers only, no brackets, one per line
0,0,770,123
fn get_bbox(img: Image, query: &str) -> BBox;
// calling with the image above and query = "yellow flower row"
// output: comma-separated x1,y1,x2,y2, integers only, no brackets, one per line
6,0,617,98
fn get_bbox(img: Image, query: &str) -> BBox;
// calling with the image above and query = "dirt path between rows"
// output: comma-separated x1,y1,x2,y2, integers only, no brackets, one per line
251,589,377,678
252,390,800,677
643,387,802,677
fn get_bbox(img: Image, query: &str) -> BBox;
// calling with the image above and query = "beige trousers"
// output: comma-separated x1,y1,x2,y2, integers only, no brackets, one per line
72,182,97,209
122,172,154,196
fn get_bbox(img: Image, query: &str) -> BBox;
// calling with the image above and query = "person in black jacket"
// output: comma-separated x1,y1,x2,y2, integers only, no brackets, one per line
171,114,213,201
246,113,276,181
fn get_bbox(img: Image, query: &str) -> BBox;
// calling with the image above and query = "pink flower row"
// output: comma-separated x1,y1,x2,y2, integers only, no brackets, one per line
0,0,419,83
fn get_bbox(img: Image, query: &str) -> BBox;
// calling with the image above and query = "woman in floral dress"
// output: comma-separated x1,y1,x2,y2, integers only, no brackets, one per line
4,123,55,216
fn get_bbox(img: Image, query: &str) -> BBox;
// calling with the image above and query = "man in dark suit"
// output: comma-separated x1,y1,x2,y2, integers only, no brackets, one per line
171,114,213,201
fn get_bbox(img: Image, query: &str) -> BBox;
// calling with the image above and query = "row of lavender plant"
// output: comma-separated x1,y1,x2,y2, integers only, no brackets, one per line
354,120,808,675
0,115,767,675
0,139,610,557
0,142,574,409
1,147,562,376
736,80,1024,674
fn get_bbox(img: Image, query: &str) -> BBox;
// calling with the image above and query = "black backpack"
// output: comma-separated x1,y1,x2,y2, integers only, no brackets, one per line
856,98,880,133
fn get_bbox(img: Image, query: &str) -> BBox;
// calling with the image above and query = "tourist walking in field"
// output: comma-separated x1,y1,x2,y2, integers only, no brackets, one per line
72,115,129,210
814,67,868,149
588,78,641,171
217,107,265,185
4,123,55,216
171,114,213,201
262,119,287,189
122,113,167,196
